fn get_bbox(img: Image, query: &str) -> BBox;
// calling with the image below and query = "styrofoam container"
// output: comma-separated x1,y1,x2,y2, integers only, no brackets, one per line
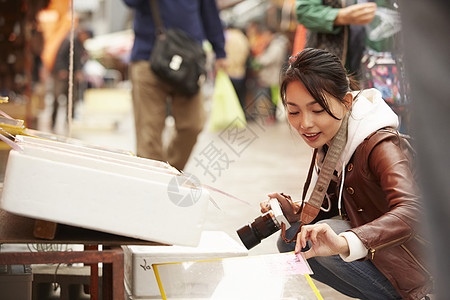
0,135,209,246
123,231,248,298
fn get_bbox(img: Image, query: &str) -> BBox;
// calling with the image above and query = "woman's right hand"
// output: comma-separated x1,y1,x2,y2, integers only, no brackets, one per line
334,3,377,26
260,193,302,223
295,223,350,259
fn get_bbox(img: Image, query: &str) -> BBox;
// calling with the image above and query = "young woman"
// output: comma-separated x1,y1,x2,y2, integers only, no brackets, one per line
260,48,431,299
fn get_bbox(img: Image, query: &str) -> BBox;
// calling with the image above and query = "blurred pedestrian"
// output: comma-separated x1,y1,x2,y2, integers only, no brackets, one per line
245,20,270,58
252,26,289,123
51,27,91,130
296,0,377,77
224,24,250,116
123,0,226,170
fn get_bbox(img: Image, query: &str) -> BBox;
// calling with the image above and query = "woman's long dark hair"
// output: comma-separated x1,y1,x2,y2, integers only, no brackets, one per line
280,48,359,120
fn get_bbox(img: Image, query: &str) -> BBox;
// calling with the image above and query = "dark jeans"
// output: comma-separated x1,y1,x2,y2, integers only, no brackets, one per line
278,219,401,299
230,77,247,114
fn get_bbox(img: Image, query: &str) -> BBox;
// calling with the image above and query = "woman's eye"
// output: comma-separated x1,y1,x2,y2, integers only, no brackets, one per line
313,109,325,114
288,111,299,115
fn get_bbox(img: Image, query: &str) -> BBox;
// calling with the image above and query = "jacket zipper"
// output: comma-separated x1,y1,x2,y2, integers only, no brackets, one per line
369,234,411,260
369,236,432,282
400,243,433,281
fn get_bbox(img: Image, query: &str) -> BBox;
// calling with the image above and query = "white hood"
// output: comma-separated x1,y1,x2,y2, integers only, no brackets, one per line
336,88,399,172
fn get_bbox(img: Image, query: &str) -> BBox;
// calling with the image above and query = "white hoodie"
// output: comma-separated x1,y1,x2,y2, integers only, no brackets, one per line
338,88,399,171
308,88,399,261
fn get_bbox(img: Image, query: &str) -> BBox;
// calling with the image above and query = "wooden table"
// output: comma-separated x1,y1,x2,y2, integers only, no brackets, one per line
0,209,161,300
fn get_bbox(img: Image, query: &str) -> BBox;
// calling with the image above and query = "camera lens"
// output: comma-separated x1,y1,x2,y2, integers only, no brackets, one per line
236,211,280,250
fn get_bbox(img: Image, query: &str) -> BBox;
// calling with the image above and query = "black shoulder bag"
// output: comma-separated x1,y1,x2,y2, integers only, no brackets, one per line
148,0,207,97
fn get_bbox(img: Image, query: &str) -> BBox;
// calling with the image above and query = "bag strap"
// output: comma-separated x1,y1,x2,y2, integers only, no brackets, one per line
149,0,165,36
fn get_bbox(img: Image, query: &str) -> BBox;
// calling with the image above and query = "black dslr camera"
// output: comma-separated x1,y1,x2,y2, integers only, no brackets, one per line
237,199,291,250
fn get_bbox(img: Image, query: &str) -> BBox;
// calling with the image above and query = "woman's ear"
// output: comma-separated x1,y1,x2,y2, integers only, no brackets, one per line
343,92,353,110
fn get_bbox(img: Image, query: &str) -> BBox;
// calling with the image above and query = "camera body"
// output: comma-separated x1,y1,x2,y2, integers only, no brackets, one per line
237,199,291,250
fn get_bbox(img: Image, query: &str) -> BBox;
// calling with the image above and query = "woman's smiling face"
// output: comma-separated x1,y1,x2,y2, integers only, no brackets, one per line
286,81,350,148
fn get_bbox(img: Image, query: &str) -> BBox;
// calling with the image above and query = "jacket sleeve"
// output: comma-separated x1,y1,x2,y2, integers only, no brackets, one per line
199,0,226,59
295,0,342,34
349,138,422,256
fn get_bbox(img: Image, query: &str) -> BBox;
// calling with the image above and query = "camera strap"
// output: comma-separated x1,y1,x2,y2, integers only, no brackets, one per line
281,110,349,244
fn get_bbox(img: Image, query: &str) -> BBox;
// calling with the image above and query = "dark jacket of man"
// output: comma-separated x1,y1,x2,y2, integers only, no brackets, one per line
123,0,226,62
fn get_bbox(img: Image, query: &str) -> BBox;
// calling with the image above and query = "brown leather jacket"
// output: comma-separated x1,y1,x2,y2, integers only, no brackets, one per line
341,130,433,299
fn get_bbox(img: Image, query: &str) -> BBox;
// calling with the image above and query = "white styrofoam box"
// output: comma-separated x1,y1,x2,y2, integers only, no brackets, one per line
0,135,209,247
123,231,248,298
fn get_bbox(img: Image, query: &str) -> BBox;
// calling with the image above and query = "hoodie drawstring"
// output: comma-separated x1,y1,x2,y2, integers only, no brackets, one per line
338,162,346,216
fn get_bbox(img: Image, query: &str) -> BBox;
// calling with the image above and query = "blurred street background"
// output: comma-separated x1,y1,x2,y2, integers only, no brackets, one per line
0,0,366,299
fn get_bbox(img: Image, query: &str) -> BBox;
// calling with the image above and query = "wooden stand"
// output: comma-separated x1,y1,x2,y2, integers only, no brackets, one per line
0,209,162,300
0,246,124,300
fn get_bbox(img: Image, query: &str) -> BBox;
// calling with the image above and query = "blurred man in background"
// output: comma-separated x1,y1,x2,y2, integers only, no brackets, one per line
123,0,226,171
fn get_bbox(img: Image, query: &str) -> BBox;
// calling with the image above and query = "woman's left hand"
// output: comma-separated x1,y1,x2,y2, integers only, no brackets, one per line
295,223,350,259
266,193,302,223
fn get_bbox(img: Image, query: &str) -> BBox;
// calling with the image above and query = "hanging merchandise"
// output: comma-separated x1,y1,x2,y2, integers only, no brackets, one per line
360,50,403,106
209,69,247,132
365,7,401,42
361,2,410,133
362,1,405,103
360,52,410,133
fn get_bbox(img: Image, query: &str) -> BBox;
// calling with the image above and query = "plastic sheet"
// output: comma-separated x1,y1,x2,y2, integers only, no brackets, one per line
153,252,322,300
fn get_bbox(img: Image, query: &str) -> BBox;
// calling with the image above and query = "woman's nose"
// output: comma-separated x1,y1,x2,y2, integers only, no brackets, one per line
299,114,312,130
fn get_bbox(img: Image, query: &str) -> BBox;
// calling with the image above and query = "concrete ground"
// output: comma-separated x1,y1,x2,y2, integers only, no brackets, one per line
33,87,353,299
